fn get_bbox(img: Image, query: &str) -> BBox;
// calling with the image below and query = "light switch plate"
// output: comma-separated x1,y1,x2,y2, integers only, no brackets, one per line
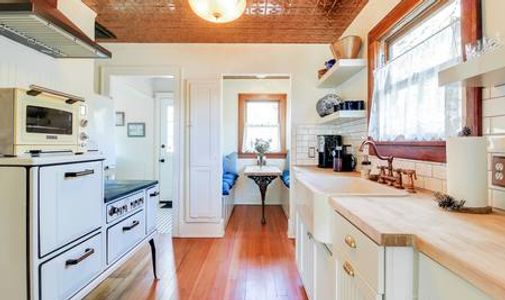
492,156,505,187
308,147,316,158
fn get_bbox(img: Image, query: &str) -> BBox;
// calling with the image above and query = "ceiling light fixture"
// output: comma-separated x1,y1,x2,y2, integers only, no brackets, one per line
188,0,247,23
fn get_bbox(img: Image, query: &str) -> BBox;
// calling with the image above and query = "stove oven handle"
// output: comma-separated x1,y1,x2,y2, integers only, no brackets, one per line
65,248,95,266
65,169,94,178
149,191,160,197
122,220,140,232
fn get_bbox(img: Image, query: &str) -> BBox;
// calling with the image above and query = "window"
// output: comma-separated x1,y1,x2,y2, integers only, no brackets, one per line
238,94,287,158
367,0,482,162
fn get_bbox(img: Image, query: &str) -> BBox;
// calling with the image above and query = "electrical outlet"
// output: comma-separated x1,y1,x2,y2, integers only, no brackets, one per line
492,156,505,187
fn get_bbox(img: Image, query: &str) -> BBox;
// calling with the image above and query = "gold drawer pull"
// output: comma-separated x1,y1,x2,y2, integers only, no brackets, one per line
344,235,356,248
343,261,355,277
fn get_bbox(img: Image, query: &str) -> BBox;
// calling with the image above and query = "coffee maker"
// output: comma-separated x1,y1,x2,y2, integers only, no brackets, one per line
333,144,356,172
317,135,342,168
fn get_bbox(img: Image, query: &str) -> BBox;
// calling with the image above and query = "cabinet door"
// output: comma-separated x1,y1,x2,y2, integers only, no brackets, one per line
337,258,382,300
39,161,103,256
418,254,491,300
186,80,221,223
314,242,336,300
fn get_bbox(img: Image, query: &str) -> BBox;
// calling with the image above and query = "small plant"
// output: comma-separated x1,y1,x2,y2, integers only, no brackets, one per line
254,139,271,155
458,126,472,137
434,192,466,211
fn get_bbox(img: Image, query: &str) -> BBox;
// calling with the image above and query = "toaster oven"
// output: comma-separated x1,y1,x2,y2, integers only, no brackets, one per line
0,86,88,155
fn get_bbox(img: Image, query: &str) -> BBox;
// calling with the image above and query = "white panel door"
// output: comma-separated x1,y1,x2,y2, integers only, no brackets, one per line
186,80,221,222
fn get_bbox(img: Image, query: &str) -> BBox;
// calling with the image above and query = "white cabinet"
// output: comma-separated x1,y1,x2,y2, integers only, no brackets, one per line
418,254,491,300
40,233,104,300
39,161,103,257
186,80,221,223
107,211,145,264
146,185,159,234
336,255,382,300
295,212,336,300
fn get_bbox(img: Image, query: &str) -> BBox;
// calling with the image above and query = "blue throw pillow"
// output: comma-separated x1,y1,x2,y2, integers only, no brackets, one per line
222,181,231,195
223,152,238,176
284,150,290,171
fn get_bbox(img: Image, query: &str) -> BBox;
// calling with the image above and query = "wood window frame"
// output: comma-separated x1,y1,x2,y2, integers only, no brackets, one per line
367,0,482,163
238,93,287,159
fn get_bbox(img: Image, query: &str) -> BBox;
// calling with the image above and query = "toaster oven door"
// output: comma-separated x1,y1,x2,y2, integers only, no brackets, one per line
15,90,78,147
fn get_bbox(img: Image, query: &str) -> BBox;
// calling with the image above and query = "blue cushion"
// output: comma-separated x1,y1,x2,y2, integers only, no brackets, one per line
281,170,290,188
223,152,238,176
284,150,290,171
223,172,238,181
222,181,231,195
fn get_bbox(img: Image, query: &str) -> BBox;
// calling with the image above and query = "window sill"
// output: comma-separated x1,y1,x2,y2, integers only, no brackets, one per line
238,152,287,159
371,141,446,163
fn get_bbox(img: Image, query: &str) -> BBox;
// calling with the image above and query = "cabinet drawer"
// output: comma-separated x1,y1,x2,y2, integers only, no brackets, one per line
107,210,145,264
336,251,383,300
146,185,159,234
39,161,103,257
40,233,103,300
332,211,384,294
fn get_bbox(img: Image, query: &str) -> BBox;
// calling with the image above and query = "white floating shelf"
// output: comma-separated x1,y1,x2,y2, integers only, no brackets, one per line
439,47,505,87
318,59,366,88
318,110,366,125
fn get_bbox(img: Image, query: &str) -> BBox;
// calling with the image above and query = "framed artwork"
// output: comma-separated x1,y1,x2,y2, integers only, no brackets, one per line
127,122,146,137
115,112,125,126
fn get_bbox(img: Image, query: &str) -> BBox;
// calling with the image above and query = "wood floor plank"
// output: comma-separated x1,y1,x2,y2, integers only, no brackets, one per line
85,205,307,300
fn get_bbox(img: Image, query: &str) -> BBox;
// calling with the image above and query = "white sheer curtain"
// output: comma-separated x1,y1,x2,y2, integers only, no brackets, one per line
242,101,281,153
369,8,463,142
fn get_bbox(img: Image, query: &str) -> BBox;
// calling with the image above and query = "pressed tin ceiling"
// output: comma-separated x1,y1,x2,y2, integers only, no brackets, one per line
83,0,368,43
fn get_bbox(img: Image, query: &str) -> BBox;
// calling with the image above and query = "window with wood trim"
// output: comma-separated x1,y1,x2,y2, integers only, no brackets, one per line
238,94,287,158
367,0,482,162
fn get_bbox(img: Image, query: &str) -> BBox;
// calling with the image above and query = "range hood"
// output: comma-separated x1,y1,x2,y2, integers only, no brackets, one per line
0,0,111,58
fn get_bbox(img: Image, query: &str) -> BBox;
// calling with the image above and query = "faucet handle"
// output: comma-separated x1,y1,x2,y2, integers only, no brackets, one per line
402,169,417,179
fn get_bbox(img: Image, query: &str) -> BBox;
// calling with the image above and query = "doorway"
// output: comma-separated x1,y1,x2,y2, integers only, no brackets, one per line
155,93,175,233
101,66,182,236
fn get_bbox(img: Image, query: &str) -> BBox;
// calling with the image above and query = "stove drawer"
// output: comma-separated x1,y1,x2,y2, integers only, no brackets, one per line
107,210,145,264
40,233,104,300
39,161,103,257
146,185,159,234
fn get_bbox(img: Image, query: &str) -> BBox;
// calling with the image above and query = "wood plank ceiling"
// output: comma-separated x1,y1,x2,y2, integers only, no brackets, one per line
83,0,368,43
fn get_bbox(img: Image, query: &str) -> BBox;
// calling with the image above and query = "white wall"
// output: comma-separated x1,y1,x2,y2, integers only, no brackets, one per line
110,77,156,180
222,78,291,204
96,43,331,128
110,77,174,180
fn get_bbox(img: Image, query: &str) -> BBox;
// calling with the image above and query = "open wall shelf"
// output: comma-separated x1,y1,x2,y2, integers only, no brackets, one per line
318,59,366,88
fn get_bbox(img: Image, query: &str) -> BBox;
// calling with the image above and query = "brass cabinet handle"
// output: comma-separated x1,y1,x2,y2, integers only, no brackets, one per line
344,235,357,249
65,248,95,266
343,261,355,277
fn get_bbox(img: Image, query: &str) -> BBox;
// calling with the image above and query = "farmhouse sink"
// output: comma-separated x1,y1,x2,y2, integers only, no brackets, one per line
294,172,408,244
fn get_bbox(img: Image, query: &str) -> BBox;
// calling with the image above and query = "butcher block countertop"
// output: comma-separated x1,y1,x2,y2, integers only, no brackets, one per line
294,166,505,299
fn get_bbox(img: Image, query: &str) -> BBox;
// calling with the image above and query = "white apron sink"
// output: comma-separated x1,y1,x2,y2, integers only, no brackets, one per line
294,173,408,244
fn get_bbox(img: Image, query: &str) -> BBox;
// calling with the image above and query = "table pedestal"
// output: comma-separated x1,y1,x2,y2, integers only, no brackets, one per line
248,175,278,224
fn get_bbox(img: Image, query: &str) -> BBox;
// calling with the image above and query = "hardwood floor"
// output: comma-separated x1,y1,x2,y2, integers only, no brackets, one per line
85,205,308,300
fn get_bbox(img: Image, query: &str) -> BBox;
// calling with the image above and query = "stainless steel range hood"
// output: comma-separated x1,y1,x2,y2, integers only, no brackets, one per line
0,0,111,59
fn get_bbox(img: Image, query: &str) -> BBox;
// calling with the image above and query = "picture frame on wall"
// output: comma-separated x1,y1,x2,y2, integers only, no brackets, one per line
127,122,146,138
115,112,125,127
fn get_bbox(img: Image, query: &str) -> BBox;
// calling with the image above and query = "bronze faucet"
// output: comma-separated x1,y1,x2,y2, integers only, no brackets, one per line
359,137,417,192
359,137,394,177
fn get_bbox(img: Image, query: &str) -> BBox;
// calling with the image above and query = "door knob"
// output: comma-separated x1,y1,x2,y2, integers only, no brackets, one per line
161,144,166,149
159,159,165,163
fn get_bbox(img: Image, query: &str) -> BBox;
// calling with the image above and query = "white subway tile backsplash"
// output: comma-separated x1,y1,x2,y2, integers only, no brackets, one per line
432,165,447,180
483,97,505,117
490,189,505,210
490,115,505,134
425,177,443,193
415,163,432,177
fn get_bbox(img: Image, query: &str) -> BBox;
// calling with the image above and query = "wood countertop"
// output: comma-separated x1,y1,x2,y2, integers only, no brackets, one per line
293,166,505,299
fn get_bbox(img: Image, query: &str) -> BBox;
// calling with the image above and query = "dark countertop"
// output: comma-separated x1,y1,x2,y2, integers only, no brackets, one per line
104,180,158,203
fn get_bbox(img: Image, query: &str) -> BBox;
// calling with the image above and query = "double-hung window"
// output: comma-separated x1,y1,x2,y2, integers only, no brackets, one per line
238,94,287,157
367,0,481,162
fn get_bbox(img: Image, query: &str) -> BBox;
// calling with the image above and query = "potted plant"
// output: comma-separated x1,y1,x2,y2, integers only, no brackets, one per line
254,138,271,166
